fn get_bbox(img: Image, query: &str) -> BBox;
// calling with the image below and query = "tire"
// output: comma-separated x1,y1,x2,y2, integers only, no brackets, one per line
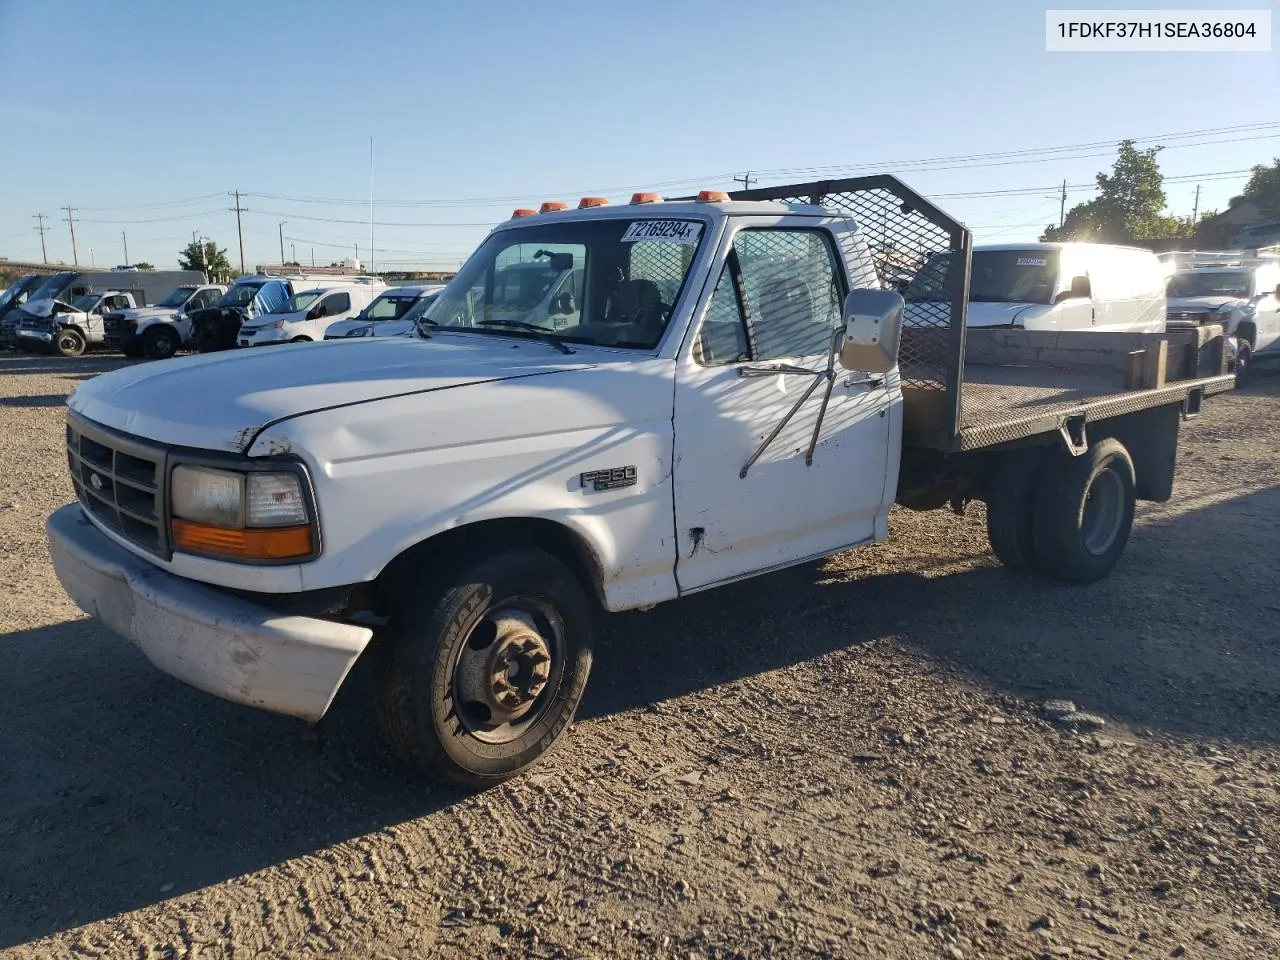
143,325,181,360
984,449,1048,573
375,546,593,787
1234,345,1250,388
55,328,86,358
1032,438,1136,585
290,336,312,343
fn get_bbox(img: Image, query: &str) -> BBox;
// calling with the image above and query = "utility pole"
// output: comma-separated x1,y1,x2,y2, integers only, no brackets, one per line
278,221,286,265
1059,179,1067,228
62,205,79,265
229,190,247,274
89,246,95,268
32,213,49,263
311,247,315,268
122,230,129,266
291,243,296,264
369,136,375,274
1191,184,1201,225
733,171,756,191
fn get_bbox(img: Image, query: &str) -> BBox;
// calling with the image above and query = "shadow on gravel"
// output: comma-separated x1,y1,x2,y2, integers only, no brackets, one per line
0,355,134,378
0,394,66,408
2,498,1276,946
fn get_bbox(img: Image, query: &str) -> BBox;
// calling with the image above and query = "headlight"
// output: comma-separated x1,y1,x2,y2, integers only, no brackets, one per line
346,325,373,338
170,464,313,561
265,319,285,330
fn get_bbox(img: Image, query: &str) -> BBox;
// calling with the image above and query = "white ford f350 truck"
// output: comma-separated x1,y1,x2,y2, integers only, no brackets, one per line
46,176,1234,787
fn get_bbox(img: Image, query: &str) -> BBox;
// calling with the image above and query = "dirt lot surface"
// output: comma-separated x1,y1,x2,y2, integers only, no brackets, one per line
2,351,1278,960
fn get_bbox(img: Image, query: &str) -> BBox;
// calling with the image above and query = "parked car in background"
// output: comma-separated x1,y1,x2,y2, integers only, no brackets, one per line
0,274,46,347
189,274,379,352
905,242,1167,333
328,291,444,340
238,279,386,346
14,290,140,356
323,284,444,339
104,284,227,359
1165,251,1280,381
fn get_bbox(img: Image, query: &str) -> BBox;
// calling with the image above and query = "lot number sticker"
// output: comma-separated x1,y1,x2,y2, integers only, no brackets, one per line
1016,257,1049,266
621,220,702,245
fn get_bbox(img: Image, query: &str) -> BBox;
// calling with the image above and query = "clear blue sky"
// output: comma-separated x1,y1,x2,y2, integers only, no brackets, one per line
1,0,1276,270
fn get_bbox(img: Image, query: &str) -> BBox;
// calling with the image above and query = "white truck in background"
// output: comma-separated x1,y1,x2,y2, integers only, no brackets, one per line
45,176,1233,788
15,290,140,356
1164,250,1280,382
104,284,227,359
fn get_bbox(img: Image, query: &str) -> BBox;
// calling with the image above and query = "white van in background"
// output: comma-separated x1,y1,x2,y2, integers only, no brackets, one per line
323,284,444,340
238,279,385,346
906,242,1167,333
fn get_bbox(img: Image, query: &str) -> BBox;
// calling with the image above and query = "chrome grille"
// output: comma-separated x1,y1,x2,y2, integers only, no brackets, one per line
66,414,168,558
1168,311,1210,324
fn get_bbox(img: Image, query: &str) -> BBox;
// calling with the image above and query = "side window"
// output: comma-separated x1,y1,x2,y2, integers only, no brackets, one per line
322,292,351,316
191,289,215,310
694,228,845,365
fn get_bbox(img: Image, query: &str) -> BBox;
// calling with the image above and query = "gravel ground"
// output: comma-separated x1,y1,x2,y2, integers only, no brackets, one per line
2,350,1279,960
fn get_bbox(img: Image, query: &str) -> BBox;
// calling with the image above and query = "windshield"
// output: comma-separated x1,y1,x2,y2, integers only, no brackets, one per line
71,294,100,311
270,291,322,314
28,271,77,304
217,283,264,308
0,276,37,310
906,250,1060,305
362,293,422,321
156,286,197,308
1167,270,1252,299
421,218,705,349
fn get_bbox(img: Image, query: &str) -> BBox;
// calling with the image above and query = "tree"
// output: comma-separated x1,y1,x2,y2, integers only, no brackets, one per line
133,261,155,271
178,239,234,282
1041,140,1192,244
1193,157,1280,247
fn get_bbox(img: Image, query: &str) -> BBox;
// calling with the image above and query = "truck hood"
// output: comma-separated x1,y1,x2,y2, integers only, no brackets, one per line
22,298,67,319
68,336,596,453
1167,295,1243,313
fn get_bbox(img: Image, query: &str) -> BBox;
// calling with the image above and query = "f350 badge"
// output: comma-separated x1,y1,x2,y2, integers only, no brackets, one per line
580,466,637,492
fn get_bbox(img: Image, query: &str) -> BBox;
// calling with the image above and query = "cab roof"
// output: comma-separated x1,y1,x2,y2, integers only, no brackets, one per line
492,198,838,232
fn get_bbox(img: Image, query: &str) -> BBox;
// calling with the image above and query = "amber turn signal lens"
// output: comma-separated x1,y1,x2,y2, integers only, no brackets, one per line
172,519,312,560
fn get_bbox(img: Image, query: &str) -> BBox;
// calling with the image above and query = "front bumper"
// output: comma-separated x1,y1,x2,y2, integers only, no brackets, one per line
16,328,53,344
46,503,372,722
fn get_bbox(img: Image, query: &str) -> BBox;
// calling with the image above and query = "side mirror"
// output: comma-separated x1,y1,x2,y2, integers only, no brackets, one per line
839,288,904,374
548,253,574,271
1056,275,1091,303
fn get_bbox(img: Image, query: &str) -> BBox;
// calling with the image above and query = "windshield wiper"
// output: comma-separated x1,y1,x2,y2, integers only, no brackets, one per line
475,320,574,354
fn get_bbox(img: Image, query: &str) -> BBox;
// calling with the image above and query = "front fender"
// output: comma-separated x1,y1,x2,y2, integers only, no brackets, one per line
247,363,680,612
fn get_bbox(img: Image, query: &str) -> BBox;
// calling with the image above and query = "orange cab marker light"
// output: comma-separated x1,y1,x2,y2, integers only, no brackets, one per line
578,196,609,208
630,192,662,204
697,190,731,203
511,208,537,218
172,519,312,560
539,201,569,213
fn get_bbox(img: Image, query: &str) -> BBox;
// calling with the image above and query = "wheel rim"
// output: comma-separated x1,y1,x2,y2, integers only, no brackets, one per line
58,332,81,354
1081,466,1125,556
155,332,176,357
451,599,564,744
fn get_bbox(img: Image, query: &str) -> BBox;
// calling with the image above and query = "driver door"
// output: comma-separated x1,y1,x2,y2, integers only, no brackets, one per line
672,219,897,593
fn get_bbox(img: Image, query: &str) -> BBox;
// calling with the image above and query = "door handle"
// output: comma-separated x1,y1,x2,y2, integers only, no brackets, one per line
843,374,884,389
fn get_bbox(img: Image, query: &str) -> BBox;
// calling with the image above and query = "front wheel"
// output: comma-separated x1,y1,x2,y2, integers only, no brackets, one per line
1234,345,1250,388
375,547,593,787
1032,438,1136,584
55,328,87,358
143,325,181,360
